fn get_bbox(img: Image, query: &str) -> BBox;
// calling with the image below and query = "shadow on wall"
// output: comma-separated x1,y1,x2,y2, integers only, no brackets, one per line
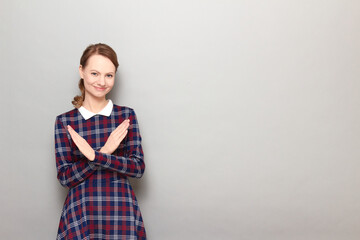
129,173,149,201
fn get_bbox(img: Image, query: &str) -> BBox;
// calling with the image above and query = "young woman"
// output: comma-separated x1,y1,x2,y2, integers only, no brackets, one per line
54,43,146,239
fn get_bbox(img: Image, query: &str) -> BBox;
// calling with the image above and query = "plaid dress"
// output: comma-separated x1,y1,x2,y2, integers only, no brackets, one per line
54,103,146,240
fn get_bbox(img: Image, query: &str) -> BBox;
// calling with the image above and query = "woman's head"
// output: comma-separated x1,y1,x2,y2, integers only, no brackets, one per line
72,43,119,108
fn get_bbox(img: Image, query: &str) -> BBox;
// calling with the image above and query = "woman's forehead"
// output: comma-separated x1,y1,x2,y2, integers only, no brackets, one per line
85,54,115,72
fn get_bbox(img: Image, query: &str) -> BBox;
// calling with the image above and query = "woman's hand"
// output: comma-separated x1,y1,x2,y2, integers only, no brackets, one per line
100,119,130,154
67,125,95,161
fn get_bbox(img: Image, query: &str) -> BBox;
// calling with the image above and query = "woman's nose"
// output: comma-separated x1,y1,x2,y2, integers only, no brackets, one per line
98,75,106,85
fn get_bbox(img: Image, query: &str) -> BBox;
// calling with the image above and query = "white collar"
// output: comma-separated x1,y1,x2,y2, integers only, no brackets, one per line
78,99,113,120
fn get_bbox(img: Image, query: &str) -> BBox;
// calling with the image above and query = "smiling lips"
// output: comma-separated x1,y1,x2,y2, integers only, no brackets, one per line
94,86,106,91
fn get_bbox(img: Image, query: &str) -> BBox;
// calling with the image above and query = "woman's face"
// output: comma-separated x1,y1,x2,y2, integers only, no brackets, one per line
79,54,116,99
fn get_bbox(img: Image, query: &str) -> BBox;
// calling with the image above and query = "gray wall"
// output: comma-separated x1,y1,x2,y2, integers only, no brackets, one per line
1,0,360,239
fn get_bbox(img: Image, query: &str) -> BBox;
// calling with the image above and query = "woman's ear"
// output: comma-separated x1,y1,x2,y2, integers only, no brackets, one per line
79,65,84,79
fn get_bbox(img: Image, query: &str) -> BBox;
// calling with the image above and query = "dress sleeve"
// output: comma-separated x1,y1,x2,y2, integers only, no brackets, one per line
91,108,145,178
54,116,98,188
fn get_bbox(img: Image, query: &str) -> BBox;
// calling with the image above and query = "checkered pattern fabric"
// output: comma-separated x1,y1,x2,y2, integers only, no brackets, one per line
54,104,146,239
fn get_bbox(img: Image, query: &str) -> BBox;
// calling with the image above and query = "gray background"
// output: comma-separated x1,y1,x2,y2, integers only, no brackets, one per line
1,0,360,239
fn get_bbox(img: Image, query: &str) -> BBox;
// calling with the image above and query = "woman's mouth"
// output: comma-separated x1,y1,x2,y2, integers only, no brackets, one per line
94,86,106,91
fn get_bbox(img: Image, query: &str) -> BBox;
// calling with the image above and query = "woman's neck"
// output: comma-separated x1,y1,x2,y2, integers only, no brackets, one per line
82,97,109,113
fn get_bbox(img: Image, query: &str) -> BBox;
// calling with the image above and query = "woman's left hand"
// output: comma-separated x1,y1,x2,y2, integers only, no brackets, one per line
67,125,95,161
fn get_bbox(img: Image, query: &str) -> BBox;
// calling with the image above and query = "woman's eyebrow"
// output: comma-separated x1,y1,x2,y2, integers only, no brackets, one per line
90,69,114,74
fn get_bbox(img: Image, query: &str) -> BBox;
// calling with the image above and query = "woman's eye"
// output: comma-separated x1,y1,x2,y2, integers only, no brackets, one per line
106,74,113,78
91,72,98,76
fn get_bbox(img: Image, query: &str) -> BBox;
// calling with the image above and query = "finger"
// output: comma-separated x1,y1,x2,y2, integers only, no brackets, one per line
116,122,130,135
118,129,128,142
116,120,130,131
68,128,80,145
117,119,130,129
67,126,80,141
113,123,130,140
68,128,92,157
72,130,88,146
67,125,77,135
67,125,75,139
69,125,85,140
67,125,89,147
112,121,130,136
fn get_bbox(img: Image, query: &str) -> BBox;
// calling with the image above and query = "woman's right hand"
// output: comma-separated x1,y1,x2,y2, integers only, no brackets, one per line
100,119,130,154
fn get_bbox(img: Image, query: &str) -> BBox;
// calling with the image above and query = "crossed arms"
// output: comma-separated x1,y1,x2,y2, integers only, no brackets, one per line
54,108,145,188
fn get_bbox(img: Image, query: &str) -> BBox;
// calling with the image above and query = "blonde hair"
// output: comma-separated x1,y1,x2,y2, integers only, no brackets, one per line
72,43,119,108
